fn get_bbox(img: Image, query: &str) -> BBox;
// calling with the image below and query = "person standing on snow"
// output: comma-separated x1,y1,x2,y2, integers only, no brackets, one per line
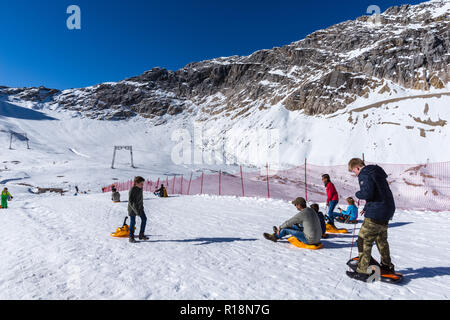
322,174,339,226
1,188,13,209
346,158,396,281
128,176,149,243
264,197,322,245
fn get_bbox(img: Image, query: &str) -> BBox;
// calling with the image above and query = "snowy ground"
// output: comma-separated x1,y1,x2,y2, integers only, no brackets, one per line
0,188,449,300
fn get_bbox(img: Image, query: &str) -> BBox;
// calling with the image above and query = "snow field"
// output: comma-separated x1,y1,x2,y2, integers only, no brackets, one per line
0,189,449,300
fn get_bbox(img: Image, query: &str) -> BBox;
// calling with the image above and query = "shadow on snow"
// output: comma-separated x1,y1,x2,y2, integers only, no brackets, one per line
145,237,258,245
0,101,56,121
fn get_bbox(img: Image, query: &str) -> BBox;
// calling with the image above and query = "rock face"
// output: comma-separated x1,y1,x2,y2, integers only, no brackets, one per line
0,86,60,103
2,0,450,120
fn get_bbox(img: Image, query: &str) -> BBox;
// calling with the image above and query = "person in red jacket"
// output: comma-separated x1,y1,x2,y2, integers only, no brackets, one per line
322,174,339,226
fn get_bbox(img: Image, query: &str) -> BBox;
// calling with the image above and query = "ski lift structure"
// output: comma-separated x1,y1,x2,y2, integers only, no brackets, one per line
9,132,30,150
111,146,135,169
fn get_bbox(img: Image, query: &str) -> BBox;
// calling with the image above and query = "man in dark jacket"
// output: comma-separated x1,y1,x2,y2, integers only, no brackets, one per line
347,158,396,281
128,176,148,243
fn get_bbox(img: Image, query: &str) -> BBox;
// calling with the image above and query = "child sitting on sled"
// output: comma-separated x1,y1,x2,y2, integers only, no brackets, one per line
337,197,358,223
111,185,121,203
264,197,322,245
310,203,327,238
326,197,358,223
154,184,168,198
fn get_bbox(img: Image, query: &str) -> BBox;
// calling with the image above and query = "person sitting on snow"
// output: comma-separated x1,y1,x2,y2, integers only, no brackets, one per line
336,197,358,223
322,174,339,227
310,203,327,238
1,188,13,209
154,184,167,198
264,197,322,245
111,185,121,203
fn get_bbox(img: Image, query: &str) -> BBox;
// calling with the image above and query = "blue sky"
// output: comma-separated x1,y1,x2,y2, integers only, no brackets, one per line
0,0,424,90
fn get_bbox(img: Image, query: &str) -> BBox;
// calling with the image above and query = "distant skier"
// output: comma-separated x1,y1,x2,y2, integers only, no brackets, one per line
310,203,327,238
346,158,396,281
128,176,149,243
154,184,167,198
1,188,13,209
264,197,322,245
322,174,339,226
111,185,121,202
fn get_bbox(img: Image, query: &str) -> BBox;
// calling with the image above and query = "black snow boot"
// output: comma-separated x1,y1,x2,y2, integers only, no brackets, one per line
346,271,370,282
380,264,396,274
139,234,149,241
263,233,278,242
129,236,137,243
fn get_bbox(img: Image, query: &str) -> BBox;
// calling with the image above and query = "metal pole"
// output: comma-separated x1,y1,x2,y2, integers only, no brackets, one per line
240,166,245,197
200,171,204,195
187,172,193,195
219,170,222,196
266,163,270,198
9,133,13,150
305,158,308,202
130,147,135,168
180,175,183,195
25,133,30,149
111,147,116,169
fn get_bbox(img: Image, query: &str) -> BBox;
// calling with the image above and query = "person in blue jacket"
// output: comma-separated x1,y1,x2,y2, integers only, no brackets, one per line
346,158,396,282
336,197,358,222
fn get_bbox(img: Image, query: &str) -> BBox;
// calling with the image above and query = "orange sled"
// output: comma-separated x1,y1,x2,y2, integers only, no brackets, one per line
111,217,136,238
288,237,323,250
326,223,348,234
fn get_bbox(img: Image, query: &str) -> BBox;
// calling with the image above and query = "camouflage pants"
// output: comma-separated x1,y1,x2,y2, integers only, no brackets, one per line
356,218,394,274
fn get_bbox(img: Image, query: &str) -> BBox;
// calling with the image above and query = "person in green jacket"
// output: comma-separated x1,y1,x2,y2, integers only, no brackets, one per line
128,176,149,243
1,188,13,209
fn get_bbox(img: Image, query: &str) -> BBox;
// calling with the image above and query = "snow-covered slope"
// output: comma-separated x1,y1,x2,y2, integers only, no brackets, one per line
0,191,449,299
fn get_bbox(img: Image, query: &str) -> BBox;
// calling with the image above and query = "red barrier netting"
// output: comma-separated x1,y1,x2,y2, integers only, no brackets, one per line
102,161,450,212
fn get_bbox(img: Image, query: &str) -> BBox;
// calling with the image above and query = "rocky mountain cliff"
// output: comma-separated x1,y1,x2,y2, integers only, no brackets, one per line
1,0,449,122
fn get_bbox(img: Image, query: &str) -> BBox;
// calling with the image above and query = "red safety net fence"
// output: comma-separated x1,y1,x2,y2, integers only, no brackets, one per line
102,161,450,212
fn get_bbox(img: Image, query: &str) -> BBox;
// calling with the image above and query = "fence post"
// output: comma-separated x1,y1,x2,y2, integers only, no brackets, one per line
155,178,160,192
219,170,222,196
266,163,270,198
180,175,183,195
172,176,175,194
187,172,193,195
362,153,365,162
201,171,204,195
240,166,245,197
305,158,308,202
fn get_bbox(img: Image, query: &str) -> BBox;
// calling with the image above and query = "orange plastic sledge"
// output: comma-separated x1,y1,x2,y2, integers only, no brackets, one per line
111,217,136,238
326,223,348,234
288,237,323,250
